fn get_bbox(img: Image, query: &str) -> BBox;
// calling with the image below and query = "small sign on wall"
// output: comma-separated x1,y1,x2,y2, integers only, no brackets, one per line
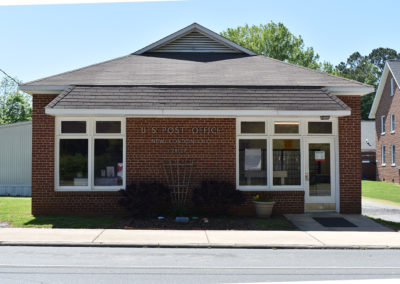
315,151,325,162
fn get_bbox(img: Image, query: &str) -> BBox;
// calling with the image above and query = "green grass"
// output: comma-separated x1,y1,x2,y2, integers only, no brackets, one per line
0,197,120,228
362,180,400,203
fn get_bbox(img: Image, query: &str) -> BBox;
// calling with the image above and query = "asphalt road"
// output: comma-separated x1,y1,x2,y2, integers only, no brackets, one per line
0,247,399,283
362,198,400,223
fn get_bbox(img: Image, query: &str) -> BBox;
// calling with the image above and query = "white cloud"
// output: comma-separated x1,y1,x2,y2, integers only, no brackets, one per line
0,0,180,6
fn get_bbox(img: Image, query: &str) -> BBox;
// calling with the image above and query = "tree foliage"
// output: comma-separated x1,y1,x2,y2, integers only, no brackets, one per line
333,49,399,120
0,76,32,124
221,22,321,69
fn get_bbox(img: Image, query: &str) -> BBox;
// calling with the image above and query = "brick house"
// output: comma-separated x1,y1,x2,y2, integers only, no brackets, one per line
369,60,400,183
20,23,374,216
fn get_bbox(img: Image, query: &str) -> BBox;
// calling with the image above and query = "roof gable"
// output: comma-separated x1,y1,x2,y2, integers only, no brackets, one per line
134,23,256,55
369,60,400,119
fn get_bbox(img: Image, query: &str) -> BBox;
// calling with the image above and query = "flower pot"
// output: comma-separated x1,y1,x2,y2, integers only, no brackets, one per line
253,201,275,218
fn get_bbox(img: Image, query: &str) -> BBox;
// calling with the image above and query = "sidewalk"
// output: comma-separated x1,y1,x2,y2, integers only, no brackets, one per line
362,197,400,223
1,227,400,248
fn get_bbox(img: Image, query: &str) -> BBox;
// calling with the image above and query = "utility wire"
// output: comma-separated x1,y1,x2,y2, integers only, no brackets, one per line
0,68,20,85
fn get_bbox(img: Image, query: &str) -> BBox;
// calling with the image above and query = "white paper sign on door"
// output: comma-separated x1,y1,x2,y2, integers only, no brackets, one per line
315,151,325,162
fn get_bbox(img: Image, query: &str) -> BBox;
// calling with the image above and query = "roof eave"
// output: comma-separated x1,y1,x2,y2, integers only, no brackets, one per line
19,85,69,95
369,63,391,119
45,108,351,117
327,86,374,96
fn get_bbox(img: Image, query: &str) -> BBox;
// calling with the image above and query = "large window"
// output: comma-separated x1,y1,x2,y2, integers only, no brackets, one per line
237,118,336,191
59,139,88,186
239,139,267,186
56,118,125,191
273,139,301,186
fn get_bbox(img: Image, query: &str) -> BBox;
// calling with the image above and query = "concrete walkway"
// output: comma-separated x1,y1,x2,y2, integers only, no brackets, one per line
362,197,400,223
1,227,400,248
285,212,392,231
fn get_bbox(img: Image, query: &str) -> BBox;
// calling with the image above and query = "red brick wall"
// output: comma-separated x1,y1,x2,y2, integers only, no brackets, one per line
338,95,362,213
32,95,123,216
31,99,304,216
376,73,400,183
125,118,236,187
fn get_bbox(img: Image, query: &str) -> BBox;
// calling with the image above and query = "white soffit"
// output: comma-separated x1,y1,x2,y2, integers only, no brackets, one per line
45,108,351,117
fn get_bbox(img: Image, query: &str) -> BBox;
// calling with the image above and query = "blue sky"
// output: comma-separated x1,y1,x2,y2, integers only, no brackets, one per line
1,0,399,82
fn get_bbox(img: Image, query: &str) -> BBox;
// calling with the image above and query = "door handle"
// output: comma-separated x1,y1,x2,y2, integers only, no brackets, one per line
305,173,309,181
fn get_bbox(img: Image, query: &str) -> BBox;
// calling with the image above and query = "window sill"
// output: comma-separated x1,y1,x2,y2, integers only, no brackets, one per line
381,132,386,135
55,187,125,192
391,131,395,134
237,186,304,192
382,164,386,167
392,164,396,167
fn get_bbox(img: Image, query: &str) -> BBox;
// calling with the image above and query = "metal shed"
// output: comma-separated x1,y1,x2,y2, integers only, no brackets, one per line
0,121,32,196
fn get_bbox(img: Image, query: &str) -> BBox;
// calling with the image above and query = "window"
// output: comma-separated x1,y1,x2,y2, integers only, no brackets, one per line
59,139,88,186
381,116,386,134
391,145,396,166
274,122,299,134
96,121,121,134
236,118,336,191
391,78,395,96
391,114,395,133
61,121,86,134
56,118,125,190
238,139,267,186
273,139,301,186
382,145,386,166
240,121,265,134
94,139,123,186
308,122,332,134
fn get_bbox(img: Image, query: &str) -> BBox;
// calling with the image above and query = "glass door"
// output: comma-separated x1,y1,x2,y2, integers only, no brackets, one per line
305,138,336,207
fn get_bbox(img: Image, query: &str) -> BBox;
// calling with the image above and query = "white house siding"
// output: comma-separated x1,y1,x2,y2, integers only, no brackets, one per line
0,121,32,196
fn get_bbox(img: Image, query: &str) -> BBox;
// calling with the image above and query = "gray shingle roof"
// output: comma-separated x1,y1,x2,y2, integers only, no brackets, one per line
47,85,350,112
388,60,400,84
23,53,370,88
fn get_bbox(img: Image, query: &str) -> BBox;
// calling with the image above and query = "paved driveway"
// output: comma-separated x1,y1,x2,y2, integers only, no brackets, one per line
362,198,400,223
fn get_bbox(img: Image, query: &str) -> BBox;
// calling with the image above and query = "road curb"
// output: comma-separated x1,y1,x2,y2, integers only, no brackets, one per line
1,242,400,249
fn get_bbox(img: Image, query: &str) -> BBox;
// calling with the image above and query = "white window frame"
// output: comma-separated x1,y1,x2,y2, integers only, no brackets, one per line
391,78,395,96
236,117,337,191
381,116,386,135
239,118,267,135
55,117,126,192
382,145,386,166
391,145,396,166
391,114,395,133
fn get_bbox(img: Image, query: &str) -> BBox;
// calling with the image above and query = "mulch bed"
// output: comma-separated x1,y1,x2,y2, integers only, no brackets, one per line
118,216,296,231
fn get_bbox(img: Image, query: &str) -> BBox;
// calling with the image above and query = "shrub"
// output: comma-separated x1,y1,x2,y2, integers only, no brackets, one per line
191,180,244,216
119,182,171,217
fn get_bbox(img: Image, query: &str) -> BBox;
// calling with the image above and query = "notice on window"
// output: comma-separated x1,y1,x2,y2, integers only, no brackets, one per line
315,151,325,162
245,148,262,171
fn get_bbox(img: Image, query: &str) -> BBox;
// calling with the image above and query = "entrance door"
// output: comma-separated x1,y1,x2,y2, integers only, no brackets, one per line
305,138,336,211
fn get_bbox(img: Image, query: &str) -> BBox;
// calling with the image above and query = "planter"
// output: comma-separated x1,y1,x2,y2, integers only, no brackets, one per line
253,201,275,218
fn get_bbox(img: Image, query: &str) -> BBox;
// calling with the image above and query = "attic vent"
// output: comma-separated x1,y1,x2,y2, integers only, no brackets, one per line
152,31,240,53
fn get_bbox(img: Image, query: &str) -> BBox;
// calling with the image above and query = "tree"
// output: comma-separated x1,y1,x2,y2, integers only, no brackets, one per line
368,48,400,75
221,22,321,69
0,76,32,124
334,49,400,120
336,52,379,86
